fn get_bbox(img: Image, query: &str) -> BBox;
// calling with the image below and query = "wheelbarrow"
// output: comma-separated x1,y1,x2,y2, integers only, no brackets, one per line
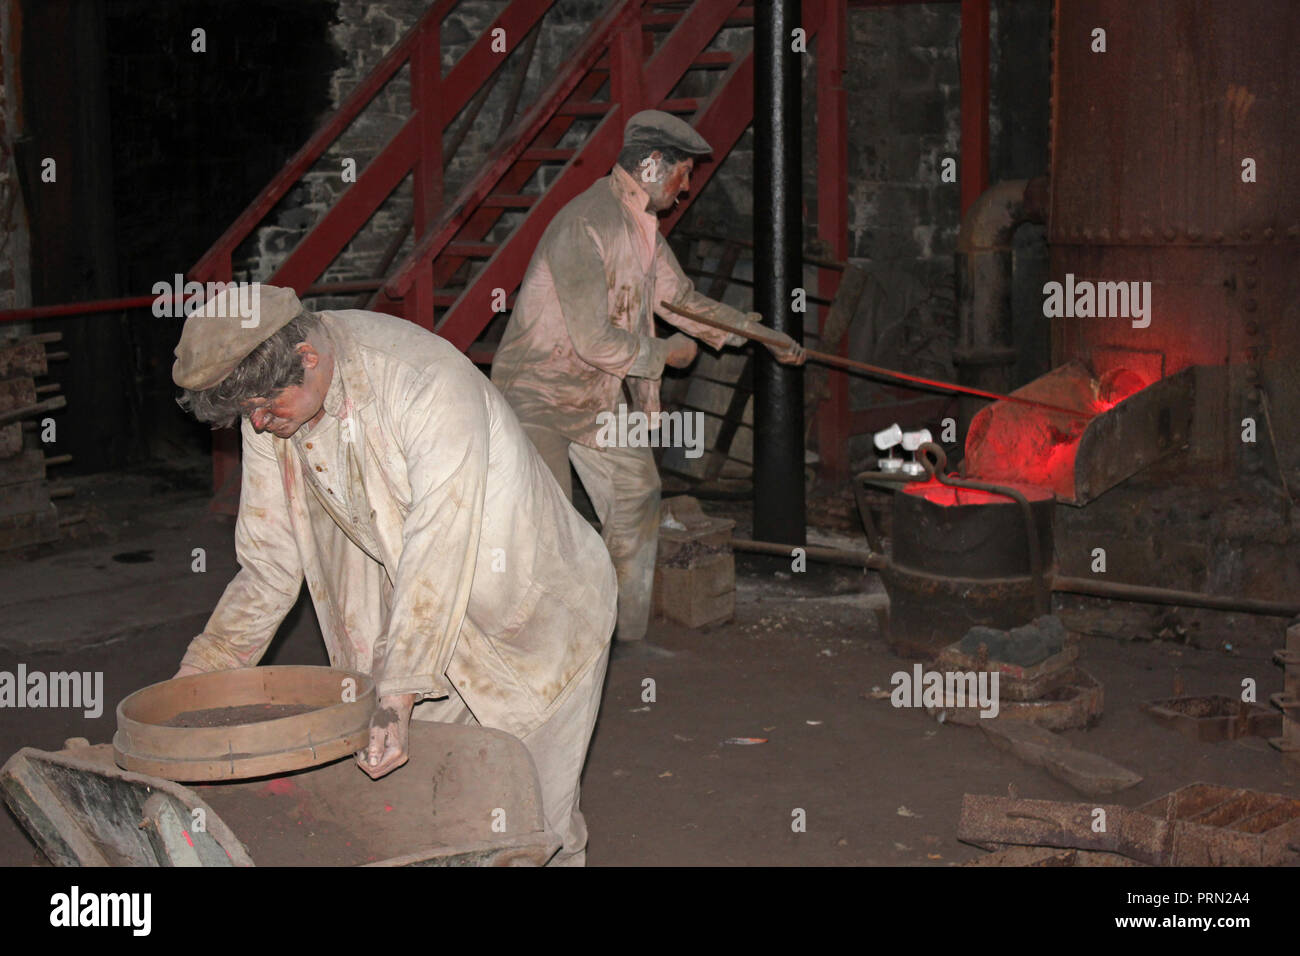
1,721,559,866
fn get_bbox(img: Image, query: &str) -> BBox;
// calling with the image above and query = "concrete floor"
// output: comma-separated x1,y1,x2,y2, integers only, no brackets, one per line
0,466,1296,866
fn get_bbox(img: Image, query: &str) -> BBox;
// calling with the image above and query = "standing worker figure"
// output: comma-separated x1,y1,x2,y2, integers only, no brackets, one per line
492,110,805,649
171,284,616,865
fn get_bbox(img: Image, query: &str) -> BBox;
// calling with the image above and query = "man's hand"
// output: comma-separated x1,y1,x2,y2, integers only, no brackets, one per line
745,313,806,366
663,332,698,369
356,692,417,779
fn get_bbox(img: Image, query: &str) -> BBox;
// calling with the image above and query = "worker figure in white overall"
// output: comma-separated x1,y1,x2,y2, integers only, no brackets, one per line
171,285,615,865
492,110,805,648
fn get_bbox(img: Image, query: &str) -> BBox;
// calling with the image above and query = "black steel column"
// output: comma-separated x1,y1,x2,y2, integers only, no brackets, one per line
753,0,805,545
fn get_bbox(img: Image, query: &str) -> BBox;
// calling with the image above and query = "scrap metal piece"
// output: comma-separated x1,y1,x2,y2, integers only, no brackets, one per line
980,720,1142,796
1140,695,1283,742
3,720,559,867
960,784,1300,866
965,363,1193,505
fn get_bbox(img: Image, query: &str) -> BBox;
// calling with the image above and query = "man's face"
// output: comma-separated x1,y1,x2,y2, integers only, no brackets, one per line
241,342,332,438
644,157,694,213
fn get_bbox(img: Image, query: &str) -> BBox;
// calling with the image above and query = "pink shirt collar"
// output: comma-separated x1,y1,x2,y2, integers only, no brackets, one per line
611,164,657,220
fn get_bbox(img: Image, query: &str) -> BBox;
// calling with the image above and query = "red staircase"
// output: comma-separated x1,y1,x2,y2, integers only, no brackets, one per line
187,0,834,499
188,0,827,354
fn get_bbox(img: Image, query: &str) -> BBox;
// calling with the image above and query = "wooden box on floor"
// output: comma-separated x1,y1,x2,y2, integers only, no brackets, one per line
1270,622,1300,767
652,495,735,629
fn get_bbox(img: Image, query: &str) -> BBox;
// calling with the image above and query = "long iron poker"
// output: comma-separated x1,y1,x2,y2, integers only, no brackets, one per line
660,300,1093,421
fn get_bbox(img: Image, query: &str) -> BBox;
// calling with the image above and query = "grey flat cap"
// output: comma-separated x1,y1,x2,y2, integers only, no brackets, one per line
173,284,306,390
624,109,712,156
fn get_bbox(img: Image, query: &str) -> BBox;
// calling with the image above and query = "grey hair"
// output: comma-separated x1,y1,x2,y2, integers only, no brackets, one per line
178,310,323,427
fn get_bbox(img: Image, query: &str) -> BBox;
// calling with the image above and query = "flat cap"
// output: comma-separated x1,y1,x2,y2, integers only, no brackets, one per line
173,284,306,390
623,109,711,156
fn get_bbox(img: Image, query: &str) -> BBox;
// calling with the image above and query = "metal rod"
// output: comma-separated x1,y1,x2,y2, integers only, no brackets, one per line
1051,575,1300,618
731,536,887,570
660,300,1093,421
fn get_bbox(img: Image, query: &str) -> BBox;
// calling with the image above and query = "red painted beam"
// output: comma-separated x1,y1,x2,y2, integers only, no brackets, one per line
611,15,646,124
0,294,156,323
960,0,990,215
641,0,743,103
411,18,443,238
191,6,440,281
439,0,557,113
269,122,420,293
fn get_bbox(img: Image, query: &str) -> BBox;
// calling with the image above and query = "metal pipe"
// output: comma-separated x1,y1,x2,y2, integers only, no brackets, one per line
1050,576,1300,619
731,536,887,571
953,176,1048,426
662,300,1092,420
752,0,805,547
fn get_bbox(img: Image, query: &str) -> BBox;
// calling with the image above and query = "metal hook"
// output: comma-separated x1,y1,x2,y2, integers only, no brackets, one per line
918,441,947,478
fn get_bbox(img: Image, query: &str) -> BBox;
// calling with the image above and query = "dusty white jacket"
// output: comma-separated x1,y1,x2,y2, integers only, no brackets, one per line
181,310,616,737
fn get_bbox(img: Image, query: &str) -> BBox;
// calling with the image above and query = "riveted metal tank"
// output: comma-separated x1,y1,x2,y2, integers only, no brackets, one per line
1048,0,1300,473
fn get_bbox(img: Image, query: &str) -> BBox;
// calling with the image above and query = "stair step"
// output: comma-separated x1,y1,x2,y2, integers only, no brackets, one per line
658,98,699,113
557,101,614,116
445,242,498,258
643,7,753,30
480,194,538,208
521,148,576,162
431,293,517,313
692,51,735,68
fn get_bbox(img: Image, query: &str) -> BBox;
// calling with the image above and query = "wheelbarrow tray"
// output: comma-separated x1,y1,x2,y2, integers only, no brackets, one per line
2,722,558,866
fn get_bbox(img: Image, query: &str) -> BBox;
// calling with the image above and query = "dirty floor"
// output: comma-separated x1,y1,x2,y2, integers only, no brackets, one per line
0,467,1295,866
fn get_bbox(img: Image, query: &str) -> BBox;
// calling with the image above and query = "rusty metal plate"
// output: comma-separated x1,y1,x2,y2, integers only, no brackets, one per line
1072,367,1194,505
1140,694,1282,741
113,666,375,782
1136,783,1300,866
960,784,1300,866
1051,0,1299,244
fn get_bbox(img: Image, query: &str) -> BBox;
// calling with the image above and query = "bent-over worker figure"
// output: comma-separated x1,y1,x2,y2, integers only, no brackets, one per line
171,284,615,865
491,109,806,647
